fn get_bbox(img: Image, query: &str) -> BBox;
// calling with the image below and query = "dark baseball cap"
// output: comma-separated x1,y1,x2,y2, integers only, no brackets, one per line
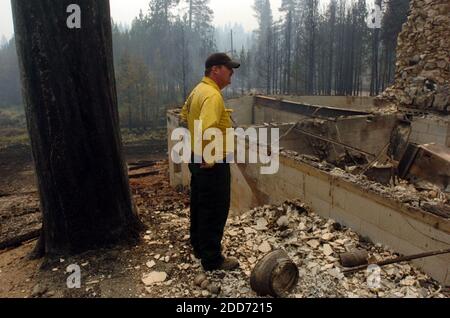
205,53,241,69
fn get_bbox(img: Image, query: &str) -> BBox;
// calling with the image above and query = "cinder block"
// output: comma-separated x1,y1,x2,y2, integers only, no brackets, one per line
360,221,398,249
377,206,404,236
345,191,379,224
330,207,361,233
411,120,429,134
399,217,450,260
421,257,448,284
427,124,447,137
331,186,347,211
308,195,331,219
304,175,331,202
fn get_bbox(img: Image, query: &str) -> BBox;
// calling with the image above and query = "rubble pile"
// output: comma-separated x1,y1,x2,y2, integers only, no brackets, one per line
382,0,450,113
281,150,449,217
140,199,445,298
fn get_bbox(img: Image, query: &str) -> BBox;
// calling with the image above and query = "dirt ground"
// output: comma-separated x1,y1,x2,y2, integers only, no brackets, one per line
0,139,191,298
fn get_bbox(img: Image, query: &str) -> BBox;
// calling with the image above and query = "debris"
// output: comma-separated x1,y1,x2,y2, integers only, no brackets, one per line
321,233,334,241
276,216,289,229
255,218,268,231
323,244,334,256
207,284,221,295
258,241,272,253
142,272,167,286
194,273,207,287
200,279,210,290
146,261,156,269
307,240,320,249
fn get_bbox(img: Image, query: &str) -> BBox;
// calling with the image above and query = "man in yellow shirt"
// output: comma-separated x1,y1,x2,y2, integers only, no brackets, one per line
180,53,240,271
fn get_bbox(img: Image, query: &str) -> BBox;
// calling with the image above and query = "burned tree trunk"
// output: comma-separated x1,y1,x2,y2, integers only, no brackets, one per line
11,0,144,257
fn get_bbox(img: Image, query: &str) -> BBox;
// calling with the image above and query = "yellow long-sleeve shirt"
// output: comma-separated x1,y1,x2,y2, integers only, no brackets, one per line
180,77,233,163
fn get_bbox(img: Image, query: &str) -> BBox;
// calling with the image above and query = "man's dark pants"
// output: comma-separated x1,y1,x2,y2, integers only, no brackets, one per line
188,160,231,271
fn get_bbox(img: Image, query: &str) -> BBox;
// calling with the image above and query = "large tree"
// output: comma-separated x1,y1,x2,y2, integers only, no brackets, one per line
11,0,144,257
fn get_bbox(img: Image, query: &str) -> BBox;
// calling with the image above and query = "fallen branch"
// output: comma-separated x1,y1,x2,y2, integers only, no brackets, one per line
0,229,41,251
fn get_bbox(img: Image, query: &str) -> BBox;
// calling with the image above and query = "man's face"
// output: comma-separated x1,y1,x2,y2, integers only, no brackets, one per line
212,65,234,89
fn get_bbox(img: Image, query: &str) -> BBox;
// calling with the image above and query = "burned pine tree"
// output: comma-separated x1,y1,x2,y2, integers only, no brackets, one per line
11,0,144,257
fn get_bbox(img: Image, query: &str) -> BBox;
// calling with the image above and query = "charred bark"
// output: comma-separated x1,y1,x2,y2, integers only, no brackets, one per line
11,0,144,257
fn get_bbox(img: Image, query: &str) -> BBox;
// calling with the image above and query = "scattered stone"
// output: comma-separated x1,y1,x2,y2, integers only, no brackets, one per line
321,233,334,241
194,273,207,287
255,218,268,230
146,261,156,268
207,284,221,295
307,240,320,249
258,241,272,253
200,279,210,289
323,244,334,256
276,216,289,229
31,284,48,298
201,290,210,297
142,272,167,286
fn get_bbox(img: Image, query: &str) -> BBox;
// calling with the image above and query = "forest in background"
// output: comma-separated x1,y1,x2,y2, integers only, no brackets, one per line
0,0,410,130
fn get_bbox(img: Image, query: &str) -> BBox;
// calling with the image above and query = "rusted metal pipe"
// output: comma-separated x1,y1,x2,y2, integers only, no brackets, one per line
342,248,450,274
339,249,369,268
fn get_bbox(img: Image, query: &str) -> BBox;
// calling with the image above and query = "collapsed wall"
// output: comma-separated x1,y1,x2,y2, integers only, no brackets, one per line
383,0,450,113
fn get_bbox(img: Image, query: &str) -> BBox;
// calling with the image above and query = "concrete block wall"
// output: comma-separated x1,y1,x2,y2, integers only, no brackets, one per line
409,116,450,148
254,105,310,124
225,96,255,125
230,155,450,285
271,95,376,112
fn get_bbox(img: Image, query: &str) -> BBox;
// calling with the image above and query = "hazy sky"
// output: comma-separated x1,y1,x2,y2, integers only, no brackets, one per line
0,0,283,41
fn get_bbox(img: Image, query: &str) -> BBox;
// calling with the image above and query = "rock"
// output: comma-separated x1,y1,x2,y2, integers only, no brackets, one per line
248,256,257,264
201,290,210,297
143,235,151,240
433,92,449,111
255,218,268,230
146,260,156,269
228,229,238,236
276,216,289,229
194,273,207,287
142,272,167,286
45,291,55,297
154,254,161,260
31,284,47,298
200,279,210,289
86,280,100,285
307,240,320,249
164,256,170,263
400,276,416,286
258,241,272,253
321,233,334,241
323,244,334,256
328,268,344,280
409,55,420,65
207,284,221,295
244,227,256,235
436,60,447,69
